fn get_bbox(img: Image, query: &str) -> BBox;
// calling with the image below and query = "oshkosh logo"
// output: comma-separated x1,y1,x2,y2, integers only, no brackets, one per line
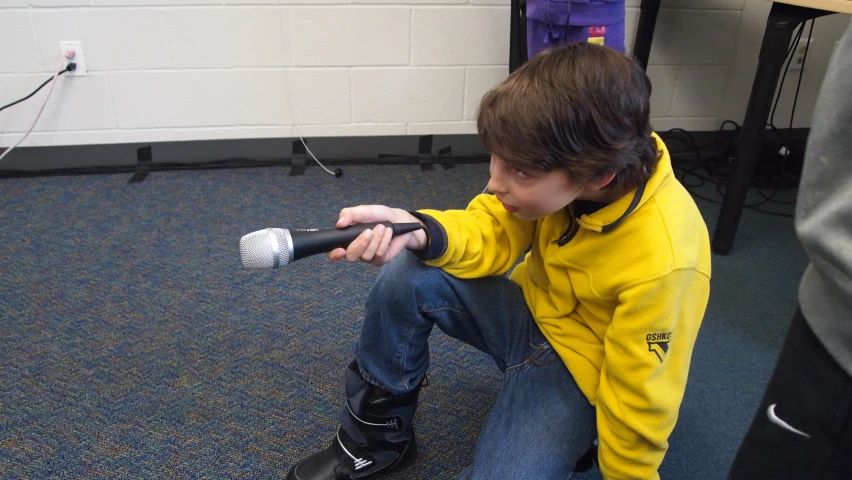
646,332,671,362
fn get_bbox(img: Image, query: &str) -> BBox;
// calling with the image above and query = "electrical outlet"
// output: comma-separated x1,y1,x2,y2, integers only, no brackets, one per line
58,40,87,76
788,38,812,72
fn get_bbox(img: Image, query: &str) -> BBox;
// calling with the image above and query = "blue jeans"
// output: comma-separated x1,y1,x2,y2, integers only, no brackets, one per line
353,252,597,479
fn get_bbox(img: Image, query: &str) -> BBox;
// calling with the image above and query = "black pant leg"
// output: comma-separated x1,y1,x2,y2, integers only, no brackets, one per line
727,308,852,480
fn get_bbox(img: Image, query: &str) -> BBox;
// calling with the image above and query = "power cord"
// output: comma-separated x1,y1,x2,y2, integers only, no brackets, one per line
0,67,73,114
276,0,342,178
760,19,813,177
0,59,76,163
773,18,814,178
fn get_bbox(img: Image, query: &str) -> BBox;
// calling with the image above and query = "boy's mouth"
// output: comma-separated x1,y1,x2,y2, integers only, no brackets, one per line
501,202,518,213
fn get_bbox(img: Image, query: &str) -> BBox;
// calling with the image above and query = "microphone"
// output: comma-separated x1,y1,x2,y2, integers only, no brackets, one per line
240,222,424,268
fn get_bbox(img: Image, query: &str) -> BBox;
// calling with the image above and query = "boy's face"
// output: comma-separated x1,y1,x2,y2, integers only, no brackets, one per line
486,155,583,221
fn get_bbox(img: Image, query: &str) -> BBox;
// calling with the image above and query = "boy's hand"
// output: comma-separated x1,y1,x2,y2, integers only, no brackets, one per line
328,205,428,266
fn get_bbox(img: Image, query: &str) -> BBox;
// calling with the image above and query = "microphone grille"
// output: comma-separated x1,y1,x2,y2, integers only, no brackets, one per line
239,228,292,268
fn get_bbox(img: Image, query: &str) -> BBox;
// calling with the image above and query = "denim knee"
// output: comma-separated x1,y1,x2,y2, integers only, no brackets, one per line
357,252,442,393
371,251,438,300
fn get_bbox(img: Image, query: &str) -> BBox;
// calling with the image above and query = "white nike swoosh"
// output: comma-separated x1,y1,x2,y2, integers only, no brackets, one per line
766,404,811,438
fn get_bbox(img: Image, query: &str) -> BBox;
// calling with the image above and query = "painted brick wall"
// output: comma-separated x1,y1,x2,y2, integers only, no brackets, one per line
0,0,847,147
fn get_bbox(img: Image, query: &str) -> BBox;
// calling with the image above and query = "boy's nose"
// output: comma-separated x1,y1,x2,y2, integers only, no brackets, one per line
486,175,506,194
487,157,509,194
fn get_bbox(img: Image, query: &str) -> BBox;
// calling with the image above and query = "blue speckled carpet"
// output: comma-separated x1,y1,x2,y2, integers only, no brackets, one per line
0,163,807,479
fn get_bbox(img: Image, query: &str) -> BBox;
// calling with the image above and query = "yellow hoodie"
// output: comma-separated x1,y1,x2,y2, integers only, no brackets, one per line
416,134,711,479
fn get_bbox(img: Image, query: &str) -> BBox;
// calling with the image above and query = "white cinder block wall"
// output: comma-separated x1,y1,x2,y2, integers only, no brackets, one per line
0,0,848,148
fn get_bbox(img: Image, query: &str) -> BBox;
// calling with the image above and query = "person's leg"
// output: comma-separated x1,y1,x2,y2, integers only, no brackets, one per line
727,308,852,479
289,251,546,480
354,251,548,394
289,251,597,479
463,340,597,479
355,252,596,479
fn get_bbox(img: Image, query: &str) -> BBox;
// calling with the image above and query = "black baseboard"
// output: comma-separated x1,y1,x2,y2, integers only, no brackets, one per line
0,134,491,179
0,128,810,179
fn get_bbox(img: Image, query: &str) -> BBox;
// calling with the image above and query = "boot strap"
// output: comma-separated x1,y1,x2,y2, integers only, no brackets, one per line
346,400,405,432
334,429,378,474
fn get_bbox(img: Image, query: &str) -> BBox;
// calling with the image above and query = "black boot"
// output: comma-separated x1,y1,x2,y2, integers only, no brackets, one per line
287,361,421,480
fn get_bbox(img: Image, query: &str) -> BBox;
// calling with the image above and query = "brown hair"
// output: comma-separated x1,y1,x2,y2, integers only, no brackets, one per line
476,43,660,191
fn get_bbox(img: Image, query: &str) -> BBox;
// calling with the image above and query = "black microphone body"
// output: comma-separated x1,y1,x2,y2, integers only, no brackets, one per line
240,222,424,268
288,222,423,261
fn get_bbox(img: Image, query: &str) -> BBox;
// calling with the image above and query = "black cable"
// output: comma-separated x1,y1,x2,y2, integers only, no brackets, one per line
660,128,721,163
769,22,805,130
719,120,740,131
763,19,809,175
667,21,813,221
759,186,797,205
788,19,814,130
671,161,793,217
782,19,814,171
0,66,73,114
746,209,794,218
664,125,797,218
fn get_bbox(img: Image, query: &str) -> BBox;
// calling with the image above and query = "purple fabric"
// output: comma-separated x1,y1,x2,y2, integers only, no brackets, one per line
526,0,626,59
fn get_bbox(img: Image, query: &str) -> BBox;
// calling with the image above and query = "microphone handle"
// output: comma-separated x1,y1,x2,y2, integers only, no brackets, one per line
288,222,424,261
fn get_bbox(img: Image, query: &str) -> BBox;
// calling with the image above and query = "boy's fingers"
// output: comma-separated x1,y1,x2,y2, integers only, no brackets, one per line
337,208,355,228
339,205,392,227
327,248,346,262
374,225,395,259
359,225,385,262
344,229,373,262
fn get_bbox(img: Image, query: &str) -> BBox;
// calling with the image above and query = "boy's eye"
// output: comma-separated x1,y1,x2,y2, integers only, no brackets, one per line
514,169,531,179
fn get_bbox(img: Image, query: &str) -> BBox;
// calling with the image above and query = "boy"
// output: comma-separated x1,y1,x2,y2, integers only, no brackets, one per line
287,43,711,480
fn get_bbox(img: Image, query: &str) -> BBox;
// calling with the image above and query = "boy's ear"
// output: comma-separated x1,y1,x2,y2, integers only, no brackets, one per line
587,172,616,191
